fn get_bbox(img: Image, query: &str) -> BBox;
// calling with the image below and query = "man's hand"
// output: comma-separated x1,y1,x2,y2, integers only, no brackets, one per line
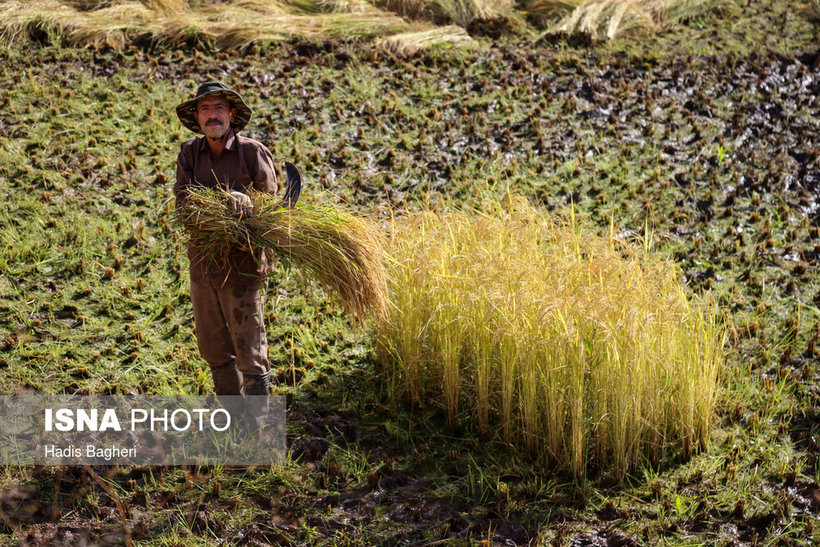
229,190,252,217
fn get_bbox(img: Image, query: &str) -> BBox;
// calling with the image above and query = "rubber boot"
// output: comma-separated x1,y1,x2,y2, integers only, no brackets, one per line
210,362,243,396
242,371,270,430
210,362,244,432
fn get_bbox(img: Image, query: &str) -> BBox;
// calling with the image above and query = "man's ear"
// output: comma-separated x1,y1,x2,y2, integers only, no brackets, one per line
230,107,237,121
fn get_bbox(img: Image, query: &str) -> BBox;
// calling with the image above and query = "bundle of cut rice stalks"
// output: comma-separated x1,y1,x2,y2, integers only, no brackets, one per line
377,25,477,56
178,188,388,322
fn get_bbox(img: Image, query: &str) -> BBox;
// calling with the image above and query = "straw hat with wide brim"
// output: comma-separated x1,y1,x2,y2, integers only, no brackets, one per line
176,81,252,134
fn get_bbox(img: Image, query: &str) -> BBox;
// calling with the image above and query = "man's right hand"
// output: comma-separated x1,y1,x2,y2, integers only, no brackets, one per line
229,190,253,217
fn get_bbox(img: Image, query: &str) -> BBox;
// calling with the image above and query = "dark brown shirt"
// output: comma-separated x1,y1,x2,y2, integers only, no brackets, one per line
175,129,278,286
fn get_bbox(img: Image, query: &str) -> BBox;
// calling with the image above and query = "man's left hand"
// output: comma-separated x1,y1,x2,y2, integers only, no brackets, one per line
229,190,253,217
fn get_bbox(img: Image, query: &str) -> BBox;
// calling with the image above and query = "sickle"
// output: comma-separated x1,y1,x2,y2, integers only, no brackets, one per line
277,162,302,209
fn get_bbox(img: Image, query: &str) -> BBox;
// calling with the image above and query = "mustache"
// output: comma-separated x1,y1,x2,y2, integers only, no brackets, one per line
205,118,222,125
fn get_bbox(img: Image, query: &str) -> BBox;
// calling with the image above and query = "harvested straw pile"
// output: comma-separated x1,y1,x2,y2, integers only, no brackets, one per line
0,0,414,50
376,196,724,481
178,188,387,321
376,25,477,55
428,0,519,30
531,0,718,41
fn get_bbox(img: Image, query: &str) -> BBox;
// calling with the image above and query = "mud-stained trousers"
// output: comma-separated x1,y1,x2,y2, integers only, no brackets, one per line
189,277,270,396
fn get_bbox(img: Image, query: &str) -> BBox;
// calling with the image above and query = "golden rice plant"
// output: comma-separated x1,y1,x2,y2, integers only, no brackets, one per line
376,196,724,481
178,188,387,321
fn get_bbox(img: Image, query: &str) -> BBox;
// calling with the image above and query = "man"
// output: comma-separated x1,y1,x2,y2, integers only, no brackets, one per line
174,81,276,404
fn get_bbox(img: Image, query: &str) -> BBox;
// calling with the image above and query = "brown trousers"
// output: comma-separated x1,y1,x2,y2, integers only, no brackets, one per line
190,277,270,395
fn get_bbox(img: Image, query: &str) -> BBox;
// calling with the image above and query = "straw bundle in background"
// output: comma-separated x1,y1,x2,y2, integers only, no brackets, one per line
376,25,477,56
178,188,388,322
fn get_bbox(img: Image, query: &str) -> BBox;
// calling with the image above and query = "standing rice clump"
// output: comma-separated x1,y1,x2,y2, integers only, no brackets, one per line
178,188,387,321
375,195,724,481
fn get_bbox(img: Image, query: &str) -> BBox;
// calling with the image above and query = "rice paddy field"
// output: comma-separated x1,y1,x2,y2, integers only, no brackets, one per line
0,0,819,544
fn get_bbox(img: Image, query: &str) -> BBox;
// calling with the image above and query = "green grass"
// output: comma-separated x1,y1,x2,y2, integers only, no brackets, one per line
0,1,819,542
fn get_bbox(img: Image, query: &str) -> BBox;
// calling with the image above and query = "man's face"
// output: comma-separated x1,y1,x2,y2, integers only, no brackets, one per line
195,96,236,140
